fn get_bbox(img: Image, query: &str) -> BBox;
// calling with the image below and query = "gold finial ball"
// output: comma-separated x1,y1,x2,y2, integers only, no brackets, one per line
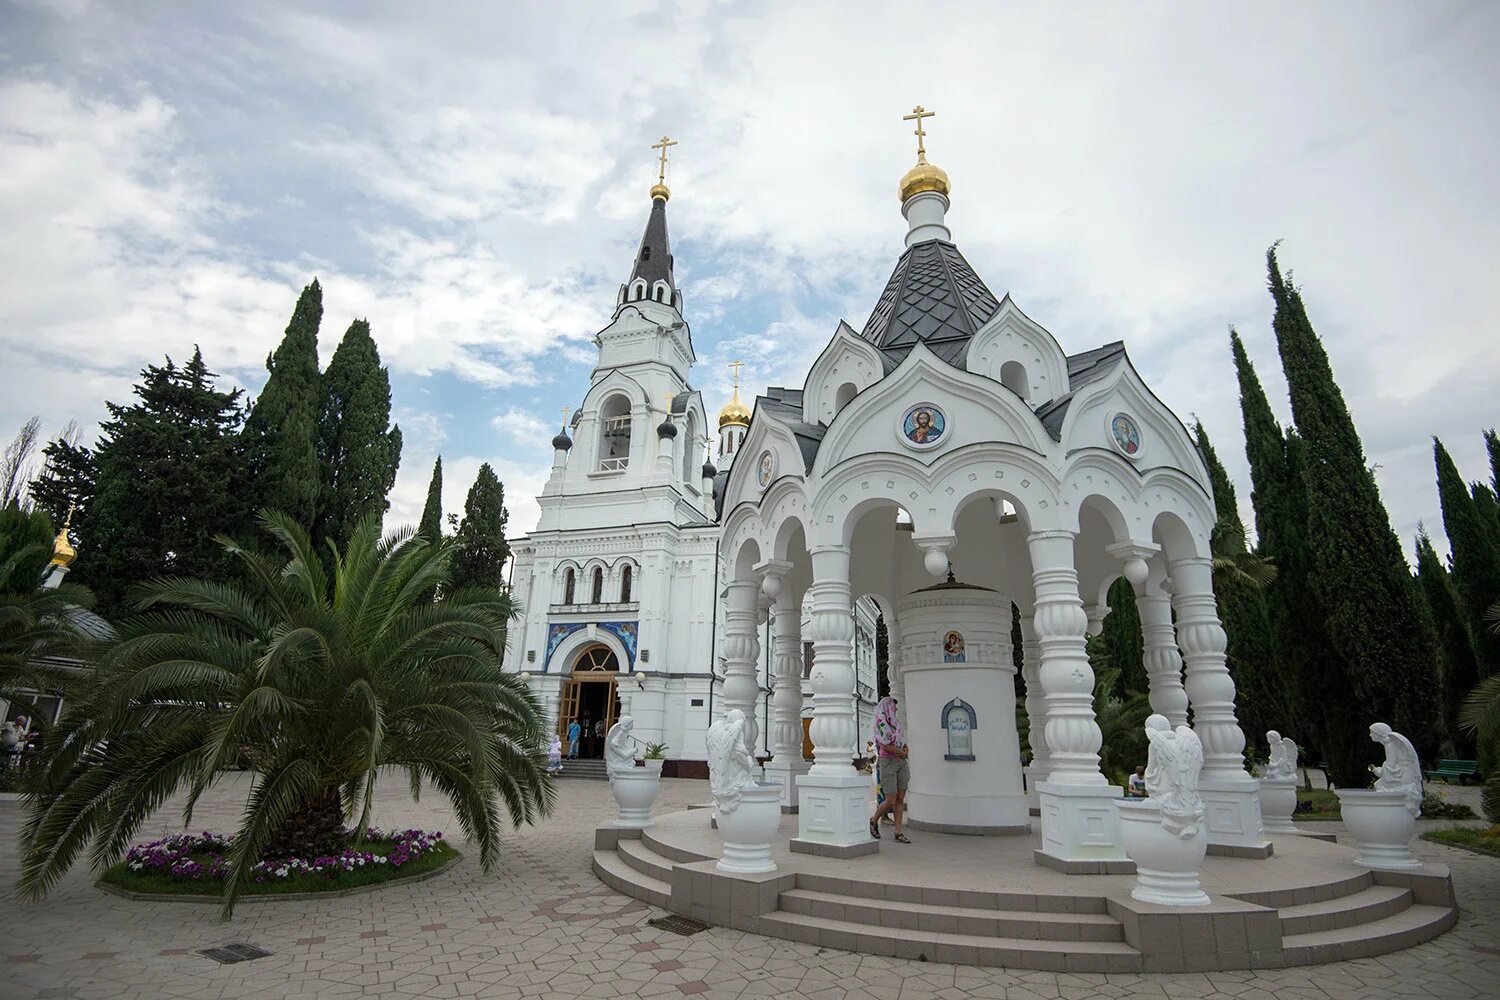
650,181,671,202
900,159,950,202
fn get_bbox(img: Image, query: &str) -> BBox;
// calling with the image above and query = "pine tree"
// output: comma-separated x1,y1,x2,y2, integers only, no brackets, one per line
1193,419,1285,752
314,319,402,549
449,463,510,591
27,433,95,549
418,457,443,544
1100,577,1145,696
244,279,323,526
1231,330,1334,766
1415,527,1481,755
78,349,249,614
1267,246,1443,779
1434,437,1500,676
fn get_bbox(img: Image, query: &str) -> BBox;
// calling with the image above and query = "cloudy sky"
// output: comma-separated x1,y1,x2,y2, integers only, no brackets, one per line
2,0,1496,559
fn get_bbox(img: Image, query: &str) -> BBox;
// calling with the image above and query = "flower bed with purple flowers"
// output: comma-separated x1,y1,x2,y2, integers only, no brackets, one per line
99,828,457,898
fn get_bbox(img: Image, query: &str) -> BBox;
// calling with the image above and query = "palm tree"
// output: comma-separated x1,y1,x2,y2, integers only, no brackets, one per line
19,511,553,916
1459,600,1500,821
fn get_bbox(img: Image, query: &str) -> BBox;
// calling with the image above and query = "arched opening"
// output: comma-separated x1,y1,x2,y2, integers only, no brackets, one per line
654,285,665,302
558,644,622,759
681,411,697,482
590,567,604,603
620,564,633,603
1000,360,1028,400
598,393,632,471
834,381,858,415
563,568,576,604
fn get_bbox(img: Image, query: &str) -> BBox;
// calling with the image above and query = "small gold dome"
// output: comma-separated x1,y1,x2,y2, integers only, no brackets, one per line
50,522,76,568
718,387,751,429
899,155,950,202
650,182,671,202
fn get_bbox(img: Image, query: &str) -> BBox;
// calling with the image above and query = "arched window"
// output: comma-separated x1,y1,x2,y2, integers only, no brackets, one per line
641,246,651,262
681,411,697,481
1000,360,1028,401
834,381,857,416
591,567,604,604
598,394,632,472
563,568,576,604
620,565,633,603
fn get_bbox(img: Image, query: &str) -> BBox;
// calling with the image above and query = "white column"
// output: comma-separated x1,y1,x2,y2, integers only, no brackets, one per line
1027,529,1127,869
794,544,876,854
884,617,905,733
1019,613,1048,810
1138,591,1190,729
762,562,808,810
1170,555,1269,854
721,578,761,756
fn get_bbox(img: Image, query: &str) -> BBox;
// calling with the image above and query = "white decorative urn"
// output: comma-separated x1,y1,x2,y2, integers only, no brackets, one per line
707,708,779,874
1257,730,1302,834
1113,714,1210,906
1334,722,1423,870
606,716,662,829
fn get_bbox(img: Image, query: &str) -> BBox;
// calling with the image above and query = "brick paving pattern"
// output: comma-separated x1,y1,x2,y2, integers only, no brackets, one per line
1,775,1498,998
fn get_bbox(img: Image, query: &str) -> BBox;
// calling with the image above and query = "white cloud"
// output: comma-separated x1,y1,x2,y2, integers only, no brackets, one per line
490,406,549,446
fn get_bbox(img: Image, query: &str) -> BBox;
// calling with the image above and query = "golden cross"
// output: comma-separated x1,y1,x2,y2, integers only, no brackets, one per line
560,404,572,429
663,392,678,414
902,105,936,161
651,135,678,184
63,502,75,528
728,359,744,391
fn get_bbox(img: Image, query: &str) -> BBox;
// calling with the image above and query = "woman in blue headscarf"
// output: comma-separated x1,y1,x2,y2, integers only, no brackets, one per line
869,696,911,843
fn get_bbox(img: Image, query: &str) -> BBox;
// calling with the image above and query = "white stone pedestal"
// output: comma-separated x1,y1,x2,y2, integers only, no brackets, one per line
1035,781,1130,872
763,757,810,812
1200,776,1272,857
1257,777,1301,834
792,771,878,857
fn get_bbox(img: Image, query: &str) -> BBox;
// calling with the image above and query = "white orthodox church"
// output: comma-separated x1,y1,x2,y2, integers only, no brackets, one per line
501,156,878,779
510,112,1263,871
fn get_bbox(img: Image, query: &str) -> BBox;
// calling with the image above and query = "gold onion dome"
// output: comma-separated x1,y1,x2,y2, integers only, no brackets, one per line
718,387,751,429
899,155,950,202
50,510,77,568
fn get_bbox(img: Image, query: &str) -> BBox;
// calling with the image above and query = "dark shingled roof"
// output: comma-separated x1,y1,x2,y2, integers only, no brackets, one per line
1034,341,1127,440
859,240,1002,369
629,196,675,296
756,387,826,473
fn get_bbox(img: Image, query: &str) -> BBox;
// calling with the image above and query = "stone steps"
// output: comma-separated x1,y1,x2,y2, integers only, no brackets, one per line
555,760,610,780
1280,904,1457,965
591,849,670,908
617,837,676,884
757,910,1141,973
1278,884,1412,935
778,888,1124,941
793,871,1107,914
1230,869,1374,909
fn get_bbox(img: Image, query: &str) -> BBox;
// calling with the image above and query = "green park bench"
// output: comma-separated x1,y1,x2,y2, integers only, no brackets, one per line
1425,758,1480,783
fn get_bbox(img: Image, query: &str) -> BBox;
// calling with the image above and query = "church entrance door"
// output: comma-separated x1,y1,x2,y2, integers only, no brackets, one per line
560,644,621,759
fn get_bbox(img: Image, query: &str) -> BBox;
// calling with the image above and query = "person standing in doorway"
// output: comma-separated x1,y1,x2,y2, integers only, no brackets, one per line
580,716,592,758
593,718,606,758
567,718,582,759
869,696,911,843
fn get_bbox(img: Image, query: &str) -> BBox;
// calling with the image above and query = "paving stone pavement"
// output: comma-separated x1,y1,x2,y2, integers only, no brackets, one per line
2,775,1498,999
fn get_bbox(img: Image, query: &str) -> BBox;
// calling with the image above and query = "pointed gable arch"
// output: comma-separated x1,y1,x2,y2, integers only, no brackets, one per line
719,403,806,517
801,321,886,425
964,295,1070,406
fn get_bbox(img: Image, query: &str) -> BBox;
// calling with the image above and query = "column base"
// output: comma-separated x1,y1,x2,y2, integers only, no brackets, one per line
795,770,877,853
763,757,811,812
1035,781,1129,868
1200,775,1272,857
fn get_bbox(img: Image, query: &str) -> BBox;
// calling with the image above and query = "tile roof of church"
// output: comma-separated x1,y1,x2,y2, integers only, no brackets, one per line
628,195,675,294
858,239,1002,369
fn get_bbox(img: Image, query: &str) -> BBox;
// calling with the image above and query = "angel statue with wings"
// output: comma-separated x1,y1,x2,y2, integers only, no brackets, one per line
605,716,638,780
706,709,757,816
1369,722,1423,817
1144,714,1206,839
1264,730,1299,781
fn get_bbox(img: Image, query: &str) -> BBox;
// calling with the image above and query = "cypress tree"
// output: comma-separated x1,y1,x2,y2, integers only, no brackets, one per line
449,463,510,591
244,279,323,526
1415,527,1480,754
418,457,443,544
28,434,95,549
1100,577,1145,696
314,319,402,549
78,349,248,614
1267,247,1444,778
1434,437,1500,676
1193,419,1285,752
1231,330,1333,766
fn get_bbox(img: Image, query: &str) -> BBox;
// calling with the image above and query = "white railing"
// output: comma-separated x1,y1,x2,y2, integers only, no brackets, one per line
598,457,629,472
601,415,632,435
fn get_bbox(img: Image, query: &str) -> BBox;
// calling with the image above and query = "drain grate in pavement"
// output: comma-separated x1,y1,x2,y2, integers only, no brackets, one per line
199,943,273,965
647,915,711,937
